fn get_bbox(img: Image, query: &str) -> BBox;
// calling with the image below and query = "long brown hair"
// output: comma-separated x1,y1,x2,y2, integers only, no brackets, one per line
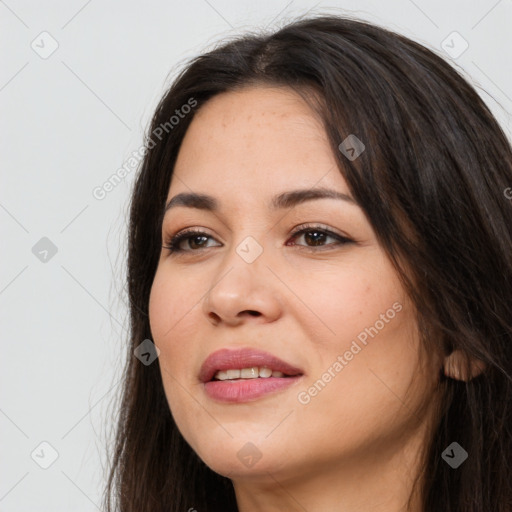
103,13,512,512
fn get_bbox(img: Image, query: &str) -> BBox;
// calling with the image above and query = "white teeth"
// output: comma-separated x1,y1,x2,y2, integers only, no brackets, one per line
259,367,272,378
213,366,284,381
240,367,259,379
226,369,241,379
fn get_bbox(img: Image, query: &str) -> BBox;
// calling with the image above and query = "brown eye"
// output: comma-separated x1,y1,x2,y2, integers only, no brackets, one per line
162,230,220,254
288,225,353,250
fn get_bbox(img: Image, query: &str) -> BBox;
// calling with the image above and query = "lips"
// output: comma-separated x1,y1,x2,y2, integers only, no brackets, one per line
198,347,304,383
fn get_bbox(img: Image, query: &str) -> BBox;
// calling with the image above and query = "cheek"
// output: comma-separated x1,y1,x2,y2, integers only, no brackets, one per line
299,260,405,346
148,269,197,415
148,269,193,390
295,304,424,452
298,258,417,407
148,266,212,392
149,266,199,343
329,276,413,383
148,271,170,345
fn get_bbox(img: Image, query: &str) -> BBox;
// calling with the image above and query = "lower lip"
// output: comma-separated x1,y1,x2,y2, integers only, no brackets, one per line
203,376,303,403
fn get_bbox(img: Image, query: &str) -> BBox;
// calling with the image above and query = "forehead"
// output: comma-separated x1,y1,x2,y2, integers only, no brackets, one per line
168,86,349,201
194,85,320,125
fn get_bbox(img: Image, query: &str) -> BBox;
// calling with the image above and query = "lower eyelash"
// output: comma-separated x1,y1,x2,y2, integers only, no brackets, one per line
162,226,353,254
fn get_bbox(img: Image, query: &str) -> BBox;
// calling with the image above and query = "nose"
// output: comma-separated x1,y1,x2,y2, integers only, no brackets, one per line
202,243,283,327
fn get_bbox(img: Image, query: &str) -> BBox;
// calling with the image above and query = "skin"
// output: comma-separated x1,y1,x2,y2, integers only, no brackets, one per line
148,85,475,512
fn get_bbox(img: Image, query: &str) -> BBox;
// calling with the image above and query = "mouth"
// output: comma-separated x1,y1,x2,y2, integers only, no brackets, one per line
199,347,304,402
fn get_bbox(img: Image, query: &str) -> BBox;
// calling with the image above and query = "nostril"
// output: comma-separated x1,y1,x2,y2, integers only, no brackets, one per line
208,312,221,324
246,310,260,316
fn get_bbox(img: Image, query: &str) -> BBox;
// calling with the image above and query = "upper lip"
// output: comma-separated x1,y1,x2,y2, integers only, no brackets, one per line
199,347,304,383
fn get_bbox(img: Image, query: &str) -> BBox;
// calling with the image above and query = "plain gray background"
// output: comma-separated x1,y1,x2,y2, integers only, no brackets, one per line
1,1,511,510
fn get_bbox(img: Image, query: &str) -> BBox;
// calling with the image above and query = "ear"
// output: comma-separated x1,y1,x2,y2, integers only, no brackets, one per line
443,349,487,381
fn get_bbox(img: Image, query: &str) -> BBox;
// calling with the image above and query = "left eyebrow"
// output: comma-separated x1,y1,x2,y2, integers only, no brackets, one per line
163,187,357,217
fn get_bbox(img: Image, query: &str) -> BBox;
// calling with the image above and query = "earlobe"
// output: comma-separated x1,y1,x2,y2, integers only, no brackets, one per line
443,349,487,381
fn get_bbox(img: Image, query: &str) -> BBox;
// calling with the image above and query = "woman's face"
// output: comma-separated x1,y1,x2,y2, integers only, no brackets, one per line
149,86,441,484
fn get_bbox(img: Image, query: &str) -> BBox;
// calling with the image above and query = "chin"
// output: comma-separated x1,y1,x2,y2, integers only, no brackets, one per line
184,429,289,476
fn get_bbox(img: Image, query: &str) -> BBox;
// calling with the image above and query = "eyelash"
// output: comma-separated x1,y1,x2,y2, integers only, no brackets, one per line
162,224,354,255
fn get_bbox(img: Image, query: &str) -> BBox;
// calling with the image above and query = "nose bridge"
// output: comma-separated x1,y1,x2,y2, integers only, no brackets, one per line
234,233,266,266
215,230,269,287
211,203,288,279
219,210,272,267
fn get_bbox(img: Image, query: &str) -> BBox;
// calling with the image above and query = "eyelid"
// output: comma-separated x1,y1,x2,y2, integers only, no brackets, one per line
289,223,351,241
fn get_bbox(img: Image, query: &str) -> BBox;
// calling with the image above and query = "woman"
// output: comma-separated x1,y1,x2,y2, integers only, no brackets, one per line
103,13,512,512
